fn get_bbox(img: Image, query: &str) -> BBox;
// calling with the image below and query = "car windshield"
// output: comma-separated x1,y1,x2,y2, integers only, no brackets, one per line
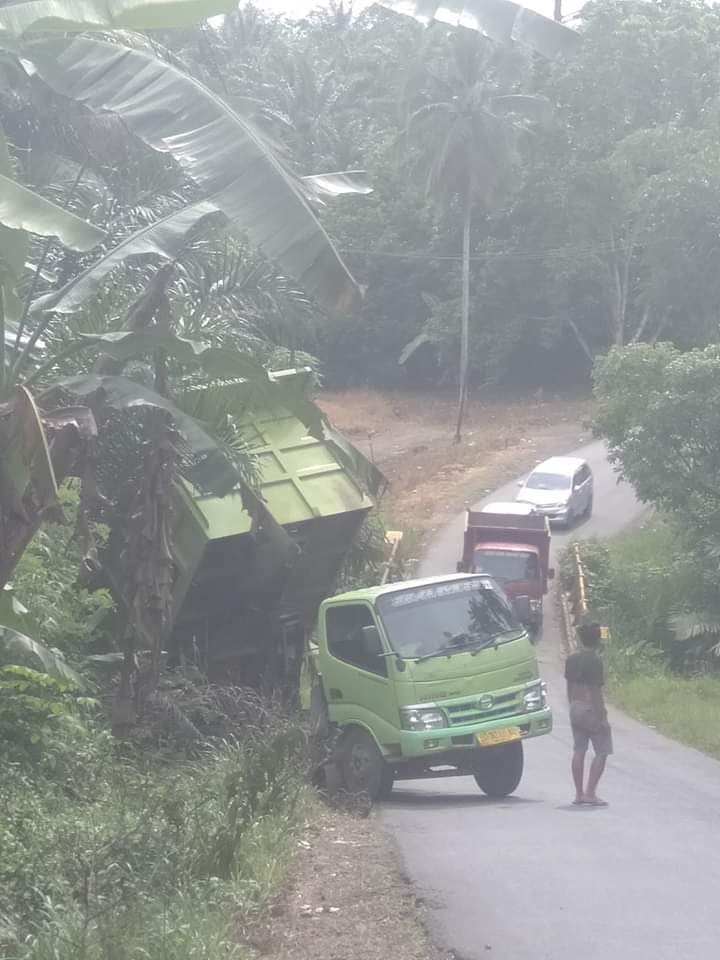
376,579,523,661
472,549,539,582
525,471,571,491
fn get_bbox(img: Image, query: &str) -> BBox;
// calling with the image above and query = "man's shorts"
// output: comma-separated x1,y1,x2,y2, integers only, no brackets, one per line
569,702,613,756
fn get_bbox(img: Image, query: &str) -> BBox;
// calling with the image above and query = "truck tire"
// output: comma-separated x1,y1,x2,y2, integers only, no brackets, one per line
340,727,388,802
378,767,395,800
473,741,524,798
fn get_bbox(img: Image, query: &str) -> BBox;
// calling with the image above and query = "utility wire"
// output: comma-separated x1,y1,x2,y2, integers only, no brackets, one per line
337,234,684,264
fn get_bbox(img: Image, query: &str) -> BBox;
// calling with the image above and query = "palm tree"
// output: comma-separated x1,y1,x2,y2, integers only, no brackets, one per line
402,31,547,441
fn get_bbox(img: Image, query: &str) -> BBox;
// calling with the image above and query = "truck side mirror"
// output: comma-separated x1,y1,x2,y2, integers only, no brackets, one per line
548,567,555,580
512,596,532,624
360,625,383,659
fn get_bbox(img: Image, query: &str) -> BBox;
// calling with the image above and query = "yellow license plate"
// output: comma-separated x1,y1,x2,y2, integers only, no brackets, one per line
476,726,522,747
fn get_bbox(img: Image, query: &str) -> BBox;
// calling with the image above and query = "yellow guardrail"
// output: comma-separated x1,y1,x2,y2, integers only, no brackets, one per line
569,543,610,642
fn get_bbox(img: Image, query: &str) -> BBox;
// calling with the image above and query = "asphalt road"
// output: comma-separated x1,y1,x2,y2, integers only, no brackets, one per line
381,440,720,960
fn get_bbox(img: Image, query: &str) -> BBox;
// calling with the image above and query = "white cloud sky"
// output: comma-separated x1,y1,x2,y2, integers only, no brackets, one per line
248,0,587,22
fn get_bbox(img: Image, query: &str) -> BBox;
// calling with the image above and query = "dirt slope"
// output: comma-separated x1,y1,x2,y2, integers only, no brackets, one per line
319,388,591,539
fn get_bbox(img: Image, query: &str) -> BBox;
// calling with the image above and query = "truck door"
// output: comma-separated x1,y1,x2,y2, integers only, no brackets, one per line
321,603,399,747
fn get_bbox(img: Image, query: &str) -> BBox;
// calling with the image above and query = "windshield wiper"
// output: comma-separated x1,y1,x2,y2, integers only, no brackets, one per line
413,628,524,662
413,632,472,662
468,628,526,654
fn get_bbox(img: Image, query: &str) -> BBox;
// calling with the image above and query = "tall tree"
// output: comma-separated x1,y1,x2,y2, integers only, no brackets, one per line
402,30,547,440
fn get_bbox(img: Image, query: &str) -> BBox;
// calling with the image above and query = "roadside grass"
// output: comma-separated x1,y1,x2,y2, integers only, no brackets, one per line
561,514,720,757
608,666,720,759
0,716,310,960
567,516,720,759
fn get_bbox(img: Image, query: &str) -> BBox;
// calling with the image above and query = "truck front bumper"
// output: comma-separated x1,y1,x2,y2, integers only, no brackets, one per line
395,706,552,761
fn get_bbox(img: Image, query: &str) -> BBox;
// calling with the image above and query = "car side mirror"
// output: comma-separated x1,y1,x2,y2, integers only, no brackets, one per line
548,567,555,580
517,479,524,488
360,625,383,658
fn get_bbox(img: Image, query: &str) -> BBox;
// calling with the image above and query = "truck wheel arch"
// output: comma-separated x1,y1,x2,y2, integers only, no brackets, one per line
309,680,330,739
337,720,386,756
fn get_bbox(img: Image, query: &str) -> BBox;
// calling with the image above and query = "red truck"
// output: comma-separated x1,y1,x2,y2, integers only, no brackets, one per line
457,507,553,629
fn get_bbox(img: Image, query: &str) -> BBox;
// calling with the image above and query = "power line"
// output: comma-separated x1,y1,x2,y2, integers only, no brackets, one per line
337,235,685,264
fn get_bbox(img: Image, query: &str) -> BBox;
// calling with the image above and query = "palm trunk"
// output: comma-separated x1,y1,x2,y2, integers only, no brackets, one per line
454,205,471,444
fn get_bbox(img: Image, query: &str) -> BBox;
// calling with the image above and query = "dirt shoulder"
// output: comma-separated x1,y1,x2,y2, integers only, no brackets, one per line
253,806,442,960
319,388,592,544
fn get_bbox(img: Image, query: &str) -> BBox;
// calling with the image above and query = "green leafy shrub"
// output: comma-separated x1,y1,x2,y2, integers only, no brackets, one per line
8,486,113,662
0,706,309,960
564,518,720,674
0,665,87,754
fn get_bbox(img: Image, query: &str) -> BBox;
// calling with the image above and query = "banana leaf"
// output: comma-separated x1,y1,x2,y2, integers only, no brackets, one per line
376,0,580,59
32,173,372,316
0,584,34,634
73,328,277,384
0,0,236,37
302,170,373,201
32,200,225,315
40,373,242,496
0,385,58,519
0,624,84,687
0,171,105,249
28,36,362,312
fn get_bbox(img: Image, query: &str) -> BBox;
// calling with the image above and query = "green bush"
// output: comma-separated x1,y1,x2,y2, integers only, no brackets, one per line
8,486,113,663
566,517,720,673
0,665,91,755
0,711,310,960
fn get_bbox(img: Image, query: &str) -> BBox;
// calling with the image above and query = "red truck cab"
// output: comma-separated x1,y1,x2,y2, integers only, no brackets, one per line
457,506,553,629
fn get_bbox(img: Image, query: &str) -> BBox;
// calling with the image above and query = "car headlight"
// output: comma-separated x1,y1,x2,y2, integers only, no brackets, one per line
400,707,448,731
523,682,547,712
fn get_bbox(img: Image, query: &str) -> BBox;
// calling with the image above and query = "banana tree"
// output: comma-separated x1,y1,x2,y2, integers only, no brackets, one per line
0,0,237,37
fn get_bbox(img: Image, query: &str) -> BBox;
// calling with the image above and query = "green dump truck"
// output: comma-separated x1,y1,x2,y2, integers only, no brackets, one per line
164,370,552,798
166,369,381,693
304,573,552,800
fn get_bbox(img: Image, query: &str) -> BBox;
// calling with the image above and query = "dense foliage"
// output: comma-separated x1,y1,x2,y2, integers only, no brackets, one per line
189,0,720,389
591,342,720,666
0,713,309,960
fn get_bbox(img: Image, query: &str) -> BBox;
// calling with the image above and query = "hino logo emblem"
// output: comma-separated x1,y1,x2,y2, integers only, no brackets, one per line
478,695,494,710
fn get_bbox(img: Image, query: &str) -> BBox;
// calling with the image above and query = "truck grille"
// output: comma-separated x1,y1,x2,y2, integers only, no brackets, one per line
445,690,524,727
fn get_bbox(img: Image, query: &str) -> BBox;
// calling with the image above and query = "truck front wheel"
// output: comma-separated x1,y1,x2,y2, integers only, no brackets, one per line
473,741,524,798
340,728,390,802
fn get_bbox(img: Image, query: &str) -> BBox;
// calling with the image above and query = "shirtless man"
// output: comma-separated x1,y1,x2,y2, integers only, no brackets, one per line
565,621,612,806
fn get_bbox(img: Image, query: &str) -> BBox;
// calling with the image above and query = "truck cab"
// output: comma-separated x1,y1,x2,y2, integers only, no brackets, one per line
308,574,552,801
457,510,553,629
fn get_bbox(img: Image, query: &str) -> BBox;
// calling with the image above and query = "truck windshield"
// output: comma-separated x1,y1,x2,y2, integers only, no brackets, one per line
472,549,539,582
376,580,523,661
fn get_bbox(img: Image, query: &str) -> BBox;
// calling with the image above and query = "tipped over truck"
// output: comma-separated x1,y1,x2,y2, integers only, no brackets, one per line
165,369,382,693
158,371,552,799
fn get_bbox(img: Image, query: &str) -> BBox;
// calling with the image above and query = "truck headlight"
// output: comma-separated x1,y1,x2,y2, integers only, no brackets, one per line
529,598,542,612
400,707,448,731
523,682,547,712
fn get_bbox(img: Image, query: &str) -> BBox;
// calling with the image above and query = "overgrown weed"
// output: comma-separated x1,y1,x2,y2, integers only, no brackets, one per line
0,706,310,960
